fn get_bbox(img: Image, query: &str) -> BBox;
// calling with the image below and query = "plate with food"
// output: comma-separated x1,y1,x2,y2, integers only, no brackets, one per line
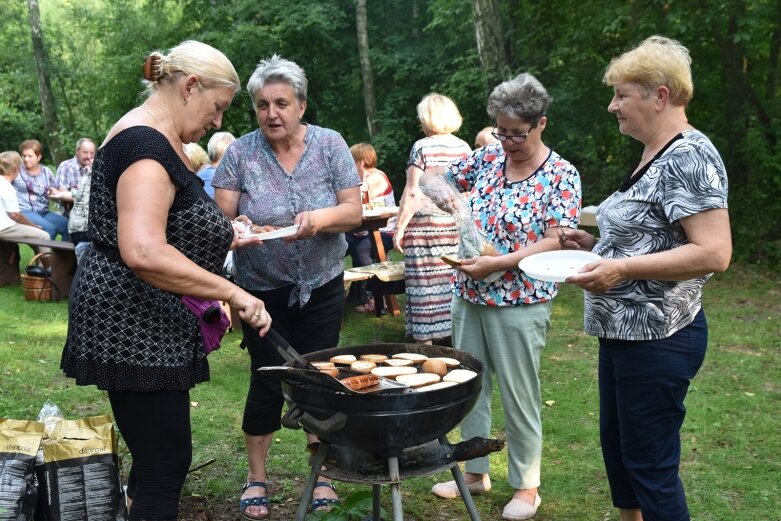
518,250,601,282
239,223,300,240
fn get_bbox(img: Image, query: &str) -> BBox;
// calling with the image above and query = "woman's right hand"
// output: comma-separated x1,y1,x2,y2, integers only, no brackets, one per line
229,288,271,336
557,227,597,251
393,226,405,253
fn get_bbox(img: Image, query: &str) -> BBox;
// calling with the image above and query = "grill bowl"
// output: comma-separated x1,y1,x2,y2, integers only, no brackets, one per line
281,343,483,455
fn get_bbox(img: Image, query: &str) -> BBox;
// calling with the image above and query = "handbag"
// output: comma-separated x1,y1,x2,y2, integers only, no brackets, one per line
181,296,230,355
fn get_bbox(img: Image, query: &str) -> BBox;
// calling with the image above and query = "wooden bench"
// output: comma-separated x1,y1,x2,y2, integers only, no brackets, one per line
0,237,77,301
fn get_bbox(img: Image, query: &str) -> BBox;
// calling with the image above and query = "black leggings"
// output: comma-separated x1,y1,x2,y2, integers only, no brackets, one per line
108,389,192,521
241,274,344,435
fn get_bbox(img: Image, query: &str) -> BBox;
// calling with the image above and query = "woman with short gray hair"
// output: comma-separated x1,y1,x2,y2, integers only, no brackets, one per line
431,73,581,521
213,55,361,519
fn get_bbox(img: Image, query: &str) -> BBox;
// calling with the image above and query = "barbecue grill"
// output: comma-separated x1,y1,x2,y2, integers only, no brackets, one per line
266,342,501,521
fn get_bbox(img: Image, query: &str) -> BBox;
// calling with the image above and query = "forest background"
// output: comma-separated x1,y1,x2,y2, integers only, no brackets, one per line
1,0,779,267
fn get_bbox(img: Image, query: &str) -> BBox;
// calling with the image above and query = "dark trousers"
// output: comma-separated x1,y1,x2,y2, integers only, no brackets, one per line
241,274,344,435
599,309,707,521
108,389,192,521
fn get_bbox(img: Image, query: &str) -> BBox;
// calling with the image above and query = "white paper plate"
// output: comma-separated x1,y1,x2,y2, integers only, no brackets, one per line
518,250,601,282
240,224,300,240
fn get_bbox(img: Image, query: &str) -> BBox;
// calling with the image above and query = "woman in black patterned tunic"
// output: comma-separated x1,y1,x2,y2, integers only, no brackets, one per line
560,36,731,521
61,41,271,521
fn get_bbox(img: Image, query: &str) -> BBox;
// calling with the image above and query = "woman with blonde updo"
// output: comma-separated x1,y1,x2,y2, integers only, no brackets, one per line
61,41,271,521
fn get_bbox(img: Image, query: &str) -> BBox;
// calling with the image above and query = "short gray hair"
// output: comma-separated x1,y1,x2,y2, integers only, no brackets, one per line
247,55,308,107
75,137,94,151
487,73,551,125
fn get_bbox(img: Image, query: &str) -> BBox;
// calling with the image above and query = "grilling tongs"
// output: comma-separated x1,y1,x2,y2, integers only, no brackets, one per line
263,328,409,394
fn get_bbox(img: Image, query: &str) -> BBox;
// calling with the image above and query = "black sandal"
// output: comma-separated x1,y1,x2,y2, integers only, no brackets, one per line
240,481,270,520
309,481,340,512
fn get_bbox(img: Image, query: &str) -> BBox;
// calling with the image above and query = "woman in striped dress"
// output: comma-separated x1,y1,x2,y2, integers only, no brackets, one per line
394,93,470,343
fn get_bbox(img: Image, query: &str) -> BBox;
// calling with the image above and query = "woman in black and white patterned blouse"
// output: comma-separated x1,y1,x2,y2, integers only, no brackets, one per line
560,36,731,521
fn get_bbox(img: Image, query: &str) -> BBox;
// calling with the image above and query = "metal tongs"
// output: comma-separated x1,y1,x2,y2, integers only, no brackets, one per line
262,328,409,394
266,328,318,370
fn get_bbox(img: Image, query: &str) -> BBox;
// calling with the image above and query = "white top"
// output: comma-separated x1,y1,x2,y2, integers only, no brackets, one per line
0,176,20,231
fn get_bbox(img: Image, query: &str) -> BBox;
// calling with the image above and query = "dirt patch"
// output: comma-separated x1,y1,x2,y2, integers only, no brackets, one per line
179,493,304,520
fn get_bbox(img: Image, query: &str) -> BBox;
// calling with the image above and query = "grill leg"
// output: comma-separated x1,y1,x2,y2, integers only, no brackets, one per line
295,441,329,521
450,464,482,521
387,456,404,521
372,484,382,520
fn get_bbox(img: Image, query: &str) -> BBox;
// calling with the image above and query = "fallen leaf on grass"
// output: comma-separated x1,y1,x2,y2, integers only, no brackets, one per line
545,400,555,407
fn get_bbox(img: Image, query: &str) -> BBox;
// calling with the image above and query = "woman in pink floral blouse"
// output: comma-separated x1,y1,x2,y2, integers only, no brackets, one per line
431,73,582,521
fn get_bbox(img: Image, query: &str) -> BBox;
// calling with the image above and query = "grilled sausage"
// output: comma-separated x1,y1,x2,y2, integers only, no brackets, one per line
339,374,380,390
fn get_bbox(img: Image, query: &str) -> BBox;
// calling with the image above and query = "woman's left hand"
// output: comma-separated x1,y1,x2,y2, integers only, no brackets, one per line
566,258,626,293
457,256,501,281
288,210,322,241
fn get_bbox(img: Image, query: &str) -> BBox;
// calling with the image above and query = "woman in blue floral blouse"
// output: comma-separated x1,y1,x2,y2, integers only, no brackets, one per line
431,73,582,521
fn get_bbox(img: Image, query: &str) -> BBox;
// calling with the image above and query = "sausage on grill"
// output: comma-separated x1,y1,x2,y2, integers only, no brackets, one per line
339,374,380,390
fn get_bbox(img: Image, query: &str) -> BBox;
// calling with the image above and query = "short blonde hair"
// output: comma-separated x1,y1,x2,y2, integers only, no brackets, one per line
207,132,236,163
183,143,209,171
350,143,378,168
0,151,22,176
417,93,463,136
142,40,240,99
604,35,693,106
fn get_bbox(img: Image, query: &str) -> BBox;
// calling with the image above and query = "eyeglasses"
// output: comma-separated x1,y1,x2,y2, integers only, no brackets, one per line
491,126,536,144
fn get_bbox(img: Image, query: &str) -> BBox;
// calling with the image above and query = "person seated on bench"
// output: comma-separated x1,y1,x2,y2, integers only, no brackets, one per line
0,151,51,258
12,139,69,240
347,143,395,313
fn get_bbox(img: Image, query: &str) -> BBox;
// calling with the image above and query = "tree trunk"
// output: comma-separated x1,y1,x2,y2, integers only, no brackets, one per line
356,0,378,137
27,0,64,164
473,0,509,91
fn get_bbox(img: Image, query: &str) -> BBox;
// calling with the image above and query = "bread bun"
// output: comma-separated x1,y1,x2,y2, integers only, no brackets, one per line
350,360,377,374
312,361,335,369
359,354,388,363
443,369,478,383
396,373,441,388
371,366,417,379
421,359,448,376
330,354,357,365
318,367,339,378
431,357,460,368
417,381,459,392
383,358,414,367
391,353,428,364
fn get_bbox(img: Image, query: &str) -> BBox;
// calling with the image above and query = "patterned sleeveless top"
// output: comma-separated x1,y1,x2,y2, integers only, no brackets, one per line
61,126,234,391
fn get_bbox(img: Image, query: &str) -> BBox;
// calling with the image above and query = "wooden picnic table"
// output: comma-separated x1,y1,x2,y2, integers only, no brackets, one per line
348,207,402,317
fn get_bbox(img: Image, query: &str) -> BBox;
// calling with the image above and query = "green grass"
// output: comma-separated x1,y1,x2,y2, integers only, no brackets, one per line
1,246,779,520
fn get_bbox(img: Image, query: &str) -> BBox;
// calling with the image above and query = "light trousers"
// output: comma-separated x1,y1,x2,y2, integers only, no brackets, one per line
452,296,551,490
0,222,51,253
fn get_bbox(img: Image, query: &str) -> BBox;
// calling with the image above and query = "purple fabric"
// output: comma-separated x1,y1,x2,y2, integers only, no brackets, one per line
181,296,230,354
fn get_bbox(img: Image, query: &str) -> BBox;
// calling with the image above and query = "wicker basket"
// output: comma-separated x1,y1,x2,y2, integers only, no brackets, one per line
20,252,53,302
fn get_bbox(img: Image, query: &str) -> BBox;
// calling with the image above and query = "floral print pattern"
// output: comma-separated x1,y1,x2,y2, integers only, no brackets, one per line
446,143,582,306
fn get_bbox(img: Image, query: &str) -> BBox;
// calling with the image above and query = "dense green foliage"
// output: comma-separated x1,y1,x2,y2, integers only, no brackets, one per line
1,0,779,265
